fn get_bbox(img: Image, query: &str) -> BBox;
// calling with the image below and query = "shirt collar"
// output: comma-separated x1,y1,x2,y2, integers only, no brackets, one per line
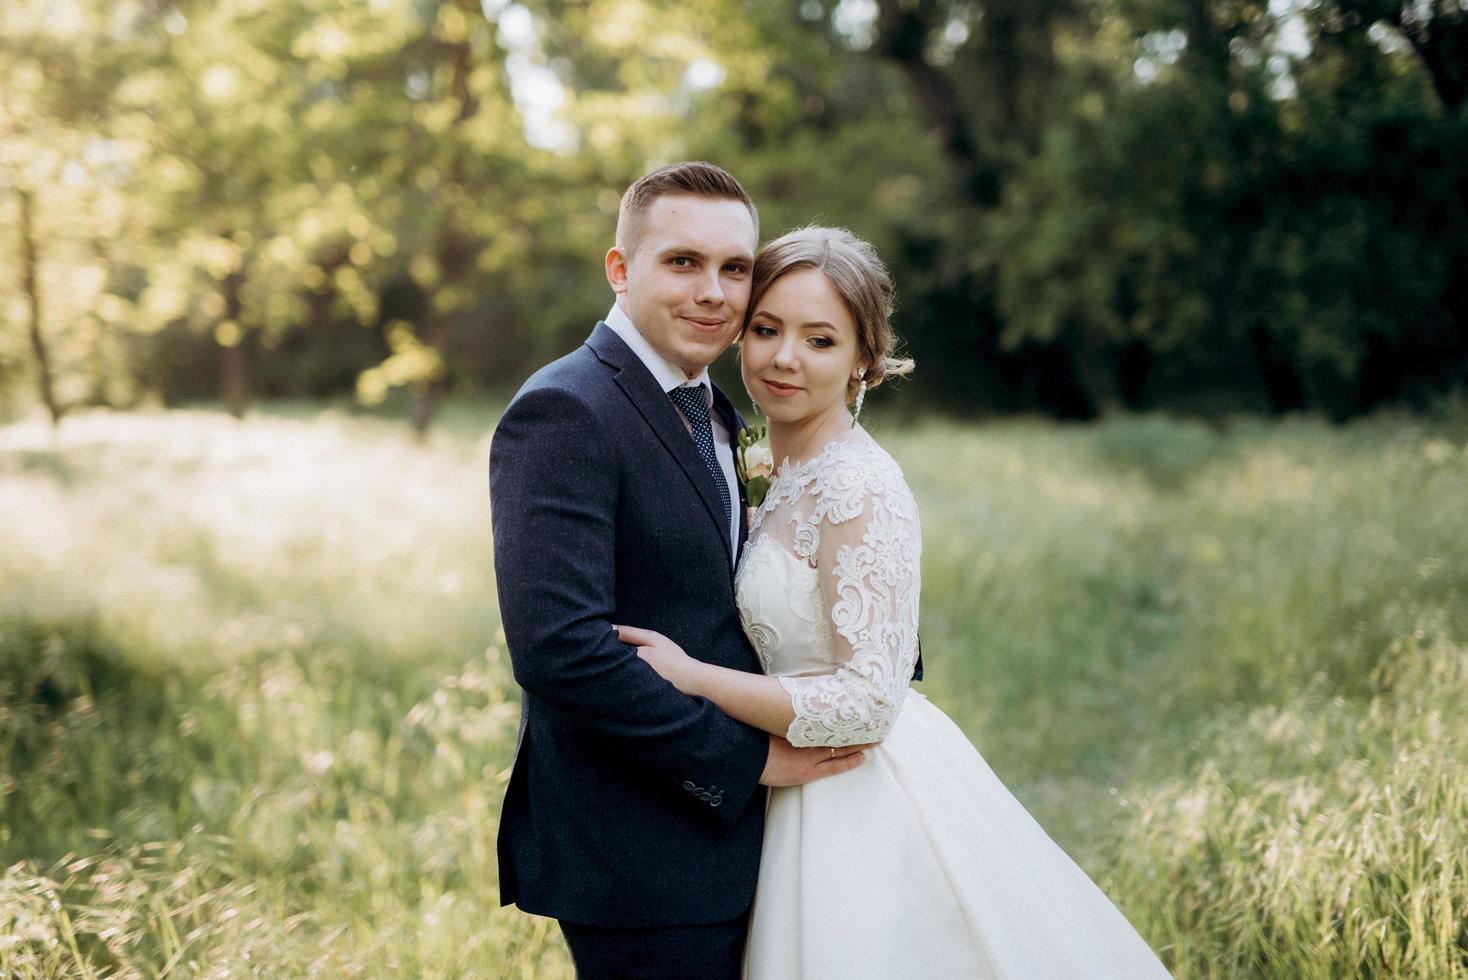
606,303,712,402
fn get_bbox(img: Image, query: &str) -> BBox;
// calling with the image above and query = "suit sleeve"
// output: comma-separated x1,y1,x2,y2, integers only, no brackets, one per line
489,385,768,822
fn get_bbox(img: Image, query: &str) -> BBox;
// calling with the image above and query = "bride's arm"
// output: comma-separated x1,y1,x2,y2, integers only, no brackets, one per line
776,463,922,748
615,626,797,738
621,462,922,748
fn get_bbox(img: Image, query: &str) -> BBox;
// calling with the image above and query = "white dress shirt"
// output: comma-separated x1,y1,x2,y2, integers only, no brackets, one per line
606,303,740,562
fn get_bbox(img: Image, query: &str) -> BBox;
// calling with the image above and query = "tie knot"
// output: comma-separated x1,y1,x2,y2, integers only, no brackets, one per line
669,384,710,422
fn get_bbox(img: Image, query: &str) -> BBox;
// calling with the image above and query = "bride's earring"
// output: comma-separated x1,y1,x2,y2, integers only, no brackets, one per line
851,369,867,427
740,353,761,416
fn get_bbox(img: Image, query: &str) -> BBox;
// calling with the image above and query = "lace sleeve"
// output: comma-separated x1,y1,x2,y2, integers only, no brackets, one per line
778,454,922,747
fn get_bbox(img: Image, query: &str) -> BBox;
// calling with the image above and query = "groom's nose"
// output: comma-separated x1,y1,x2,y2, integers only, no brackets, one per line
693,268,725,307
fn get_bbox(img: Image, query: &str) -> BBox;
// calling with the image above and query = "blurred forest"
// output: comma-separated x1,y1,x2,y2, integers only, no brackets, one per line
2,0,1466,429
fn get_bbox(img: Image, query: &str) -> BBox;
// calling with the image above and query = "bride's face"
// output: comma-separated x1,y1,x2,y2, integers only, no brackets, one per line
741,268,863,425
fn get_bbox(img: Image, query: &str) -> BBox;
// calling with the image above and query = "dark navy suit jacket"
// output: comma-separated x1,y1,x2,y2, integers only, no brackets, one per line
490,322,770,928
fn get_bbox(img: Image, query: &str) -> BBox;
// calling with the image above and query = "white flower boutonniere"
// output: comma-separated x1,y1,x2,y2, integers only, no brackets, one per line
735,424,773,509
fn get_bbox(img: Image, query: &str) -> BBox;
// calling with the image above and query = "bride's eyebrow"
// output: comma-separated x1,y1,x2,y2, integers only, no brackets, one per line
750,312,838,332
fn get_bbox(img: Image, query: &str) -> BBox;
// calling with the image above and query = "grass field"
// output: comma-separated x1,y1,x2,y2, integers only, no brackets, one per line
1,403,1465,977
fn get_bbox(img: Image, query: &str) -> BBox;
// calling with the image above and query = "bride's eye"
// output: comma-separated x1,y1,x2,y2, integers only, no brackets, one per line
808,336,834,349
751,324,778,338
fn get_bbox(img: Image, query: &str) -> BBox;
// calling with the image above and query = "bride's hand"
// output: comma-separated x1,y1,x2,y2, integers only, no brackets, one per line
615,625,706,696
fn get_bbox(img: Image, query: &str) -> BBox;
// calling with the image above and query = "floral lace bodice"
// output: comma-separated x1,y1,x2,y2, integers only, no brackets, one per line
734,435,922,748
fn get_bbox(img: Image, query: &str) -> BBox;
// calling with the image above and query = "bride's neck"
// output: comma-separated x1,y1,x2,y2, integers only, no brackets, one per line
768,404,855,468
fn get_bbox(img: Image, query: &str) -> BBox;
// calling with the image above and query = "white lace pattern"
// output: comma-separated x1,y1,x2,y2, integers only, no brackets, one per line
735,436,921,748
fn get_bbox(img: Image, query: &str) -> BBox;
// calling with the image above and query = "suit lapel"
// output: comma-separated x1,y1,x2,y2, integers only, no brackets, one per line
588,323,733,565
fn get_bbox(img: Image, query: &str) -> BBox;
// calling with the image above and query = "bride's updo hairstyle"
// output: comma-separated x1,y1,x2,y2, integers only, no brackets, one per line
747,226,915,401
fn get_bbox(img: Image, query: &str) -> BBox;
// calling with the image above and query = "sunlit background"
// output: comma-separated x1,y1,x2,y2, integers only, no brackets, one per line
2,0,1466,976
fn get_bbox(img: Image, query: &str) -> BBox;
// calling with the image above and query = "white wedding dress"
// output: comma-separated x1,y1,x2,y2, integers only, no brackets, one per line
735,435,1171,979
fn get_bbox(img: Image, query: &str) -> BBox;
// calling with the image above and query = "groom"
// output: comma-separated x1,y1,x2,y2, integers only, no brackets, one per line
490,162,867,979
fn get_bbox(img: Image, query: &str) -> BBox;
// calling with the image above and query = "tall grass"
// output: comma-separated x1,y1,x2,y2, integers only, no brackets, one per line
1,408,570,977
894,410,1468,977
2,404,1465,976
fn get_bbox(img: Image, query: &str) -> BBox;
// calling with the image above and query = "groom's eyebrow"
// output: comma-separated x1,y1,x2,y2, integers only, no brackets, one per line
662,245,748,259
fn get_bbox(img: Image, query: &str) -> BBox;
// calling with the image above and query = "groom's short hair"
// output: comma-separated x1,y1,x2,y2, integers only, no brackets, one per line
616,162,758,255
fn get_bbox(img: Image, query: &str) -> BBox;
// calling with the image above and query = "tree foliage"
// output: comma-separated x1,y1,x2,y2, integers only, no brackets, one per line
1,0,1463,425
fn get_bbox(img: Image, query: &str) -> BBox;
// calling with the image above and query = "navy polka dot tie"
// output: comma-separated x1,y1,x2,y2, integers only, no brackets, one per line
669,384,732,536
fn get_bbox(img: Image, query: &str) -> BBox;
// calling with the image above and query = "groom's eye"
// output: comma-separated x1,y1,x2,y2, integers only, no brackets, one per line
669,256,693,268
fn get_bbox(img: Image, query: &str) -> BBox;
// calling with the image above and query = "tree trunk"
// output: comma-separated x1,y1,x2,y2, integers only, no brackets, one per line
1068,332,1122,416
220,269,251,418
221,344,250,419
1392,10,1468,360
18,189,62,427
1398,13,1467,115
873,0,1001,206
1182,0,1231,83
406,1,480,438
1117,339,1153,409
410,376,446,439
1250,324,1305,414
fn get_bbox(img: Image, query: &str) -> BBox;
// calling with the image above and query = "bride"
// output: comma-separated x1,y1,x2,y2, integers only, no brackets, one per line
616,227,1172,979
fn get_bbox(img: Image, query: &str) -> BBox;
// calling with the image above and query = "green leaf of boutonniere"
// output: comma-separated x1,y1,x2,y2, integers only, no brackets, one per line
735,424,773,508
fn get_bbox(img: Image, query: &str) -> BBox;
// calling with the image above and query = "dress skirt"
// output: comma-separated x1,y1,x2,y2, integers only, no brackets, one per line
743,692,1172,979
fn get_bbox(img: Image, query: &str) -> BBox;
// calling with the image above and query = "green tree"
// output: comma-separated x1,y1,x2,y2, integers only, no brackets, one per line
987,0,1468,414
0,1,152,422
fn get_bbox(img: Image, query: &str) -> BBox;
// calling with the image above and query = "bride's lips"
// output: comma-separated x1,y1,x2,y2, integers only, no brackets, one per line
761,379,803,397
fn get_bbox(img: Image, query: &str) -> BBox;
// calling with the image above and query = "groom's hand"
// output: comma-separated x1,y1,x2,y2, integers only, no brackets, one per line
758,735,872,787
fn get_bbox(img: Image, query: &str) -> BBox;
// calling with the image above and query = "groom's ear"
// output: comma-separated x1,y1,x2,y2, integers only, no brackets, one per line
605,246,630,295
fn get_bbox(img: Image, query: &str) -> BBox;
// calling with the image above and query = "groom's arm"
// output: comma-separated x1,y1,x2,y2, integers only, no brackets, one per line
490,384,768,822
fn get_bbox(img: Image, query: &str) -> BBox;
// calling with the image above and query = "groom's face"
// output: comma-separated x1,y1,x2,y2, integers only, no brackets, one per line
606,194,757,378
